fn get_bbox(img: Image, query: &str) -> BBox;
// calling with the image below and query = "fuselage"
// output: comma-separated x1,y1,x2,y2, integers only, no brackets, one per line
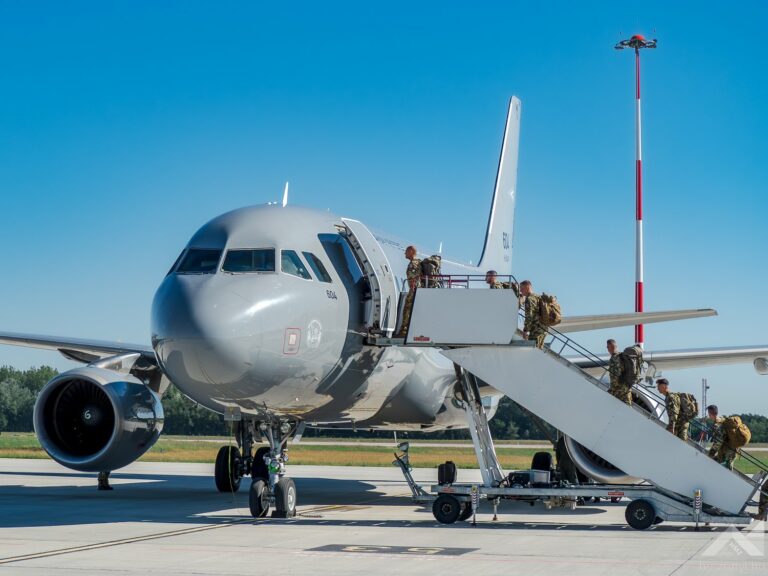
151,204,487,431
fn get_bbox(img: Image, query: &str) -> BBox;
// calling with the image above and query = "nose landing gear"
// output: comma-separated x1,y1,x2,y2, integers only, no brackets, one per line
214,418,299,518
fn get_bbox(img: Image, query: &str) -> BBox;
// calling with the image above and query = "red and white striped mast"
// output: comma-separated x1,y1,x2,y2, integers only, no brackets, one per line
615,34,657,347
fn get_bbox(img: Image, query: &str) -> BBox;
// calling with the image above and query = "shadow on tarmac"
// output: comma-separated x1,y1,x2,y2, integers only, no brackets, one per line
0,470,385,529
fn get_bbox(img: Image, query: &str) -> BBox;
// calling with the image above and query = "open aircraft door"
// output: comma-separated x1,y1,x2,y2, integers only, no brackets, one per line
341,218,399,336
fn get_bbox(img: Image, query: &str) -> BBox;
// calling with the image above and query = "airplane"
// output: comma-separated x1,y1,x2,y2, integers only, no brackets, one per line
2,96,767,517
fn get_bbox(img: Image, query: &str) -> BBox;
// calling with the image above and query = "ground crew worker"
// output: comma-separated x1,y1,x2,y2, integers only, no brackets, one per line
520,280,546,349
395,245,421,337
485,270,519,296
656,378,695,441
606,339,632,405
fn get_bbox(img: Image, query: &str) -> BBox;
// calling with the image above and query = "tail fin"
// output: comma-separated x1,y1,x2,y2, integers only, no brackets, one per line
477,96,521,276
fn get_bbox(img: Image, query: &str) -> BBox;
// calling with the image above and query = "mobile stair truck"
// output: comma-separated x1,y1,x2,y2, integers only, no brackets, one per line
369,276,768,530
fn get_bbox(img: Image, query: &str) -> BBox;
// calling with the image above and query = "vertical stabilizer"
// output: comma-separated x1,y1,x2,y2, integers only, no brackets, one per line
477,96,521,276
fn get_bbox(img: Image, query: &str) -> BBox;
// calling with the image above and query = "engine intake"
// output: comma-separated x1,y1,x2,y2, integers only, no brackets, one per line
33,366,164,472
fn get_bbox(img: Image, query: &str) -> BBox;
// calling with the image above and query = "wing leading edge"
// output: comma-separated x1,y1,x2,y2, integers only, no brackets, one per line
0,331,155,364
557,308,717,334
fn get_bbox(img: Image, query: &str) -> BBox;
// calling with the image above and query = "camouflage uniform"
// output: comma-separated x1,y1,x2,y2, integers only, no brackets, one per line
523,293,547,349
490,280,520,297
607,352,632,406
756,477,768,521
665,392,691,441
396,258,422,337
708,416,738,470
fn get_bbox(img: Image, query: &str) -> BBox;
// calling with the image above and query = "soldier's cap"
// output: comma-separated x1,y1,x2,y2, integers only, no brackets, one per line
655,378,669,386
486,270,497,276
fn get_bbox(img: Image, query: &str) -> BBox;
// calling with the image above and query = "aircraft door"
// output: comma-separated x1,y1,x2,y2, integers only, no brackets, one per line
340,218,399,336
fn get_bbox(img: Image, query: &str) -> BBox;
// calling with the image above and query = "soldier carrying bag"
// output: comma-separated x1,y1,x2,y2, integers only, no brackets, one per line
538,293,562,327
420,255,442,288
679,393,699,421
620,345,644,386
722,415,751,450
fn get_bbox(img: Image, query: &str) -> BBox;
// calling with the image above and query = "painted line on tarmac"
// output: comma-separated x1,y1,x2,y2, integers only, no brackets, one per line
0,494,398,566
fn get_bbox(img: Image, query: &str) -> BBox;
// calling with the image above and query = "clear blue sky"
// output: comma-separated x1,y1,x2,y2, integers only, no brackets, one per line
1,2,766,415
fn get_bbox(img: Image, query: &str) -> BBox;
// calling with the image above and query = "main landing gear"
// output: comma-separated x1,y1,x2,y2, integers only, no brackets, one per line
213,419,298,519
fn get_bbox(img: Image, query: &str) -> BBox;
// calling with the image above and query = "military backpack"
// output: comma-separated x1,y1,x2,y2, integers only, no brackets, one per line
538,293,562,327
678,392,699,421
722,415,751,450
420,255,442,288
619,345,644,386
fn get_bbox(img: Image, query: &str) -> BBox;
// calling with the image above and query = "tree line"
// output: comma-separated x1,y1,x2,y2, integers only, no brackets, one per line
2,365,767,443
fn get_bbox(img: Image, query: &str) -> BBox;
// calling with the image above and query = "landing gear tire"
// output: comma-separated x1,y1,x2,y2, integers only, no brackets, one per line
214,446,242,493
625,499,656,530
433,494,462,524
273,477,297,518
249,478,270,518
252,446,269,478
458,503,474,522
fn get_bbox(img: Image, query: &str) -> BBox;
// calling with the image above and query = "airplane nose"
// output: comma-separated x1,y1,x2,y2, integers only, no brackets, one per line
151,274,290,391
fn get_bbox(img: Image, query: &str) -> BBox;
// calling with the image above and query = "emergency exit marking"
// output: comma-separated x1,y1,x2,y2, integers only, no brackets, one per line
308,544,478,556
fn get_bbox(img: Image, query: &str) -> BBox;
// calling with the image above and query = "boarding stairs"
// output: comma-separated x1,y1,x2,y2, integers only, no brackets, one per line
372,276,768,516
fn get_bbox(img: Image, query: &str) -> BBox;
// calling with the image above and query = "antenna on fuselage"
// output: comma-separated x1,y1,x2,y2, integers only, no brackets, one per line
282,182,289,207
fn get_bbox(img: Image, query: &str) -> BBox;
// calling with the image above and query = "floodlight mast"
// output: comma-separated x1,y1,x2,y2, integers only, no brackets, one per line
615,34,657,348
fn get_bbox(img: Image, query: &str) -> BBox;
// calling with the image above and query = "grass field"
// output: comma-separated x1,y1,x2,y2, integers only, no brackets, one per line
1,432,767,473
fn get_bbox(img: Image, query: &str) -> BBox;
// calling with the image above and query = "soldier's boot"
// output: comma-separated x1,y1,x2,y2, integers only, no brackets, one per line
98,471,113,491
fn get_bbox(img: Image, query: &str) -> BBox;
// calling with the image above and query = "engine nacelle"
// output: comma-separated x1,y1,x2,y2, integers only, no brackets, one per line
33,366,164,472
565,383,664,484
754,357,768,375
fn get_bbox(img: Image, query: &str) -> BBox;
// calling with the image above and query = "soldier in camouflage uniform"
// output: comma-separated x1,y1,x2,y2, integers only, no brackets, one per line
656,378,693,441
485,270,520,296
520,280,547,349
395,245,421,337
753,476,768,522
555,435,579,486
606,339,632,405
705,404,738,470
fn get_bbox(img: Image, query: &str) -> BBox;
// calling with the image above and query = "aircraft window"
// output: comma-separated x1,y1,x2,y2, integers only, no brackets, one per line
222,249,276,273
281,250,312,280
302,252,332,283
176,249,222,274
167,250,186,275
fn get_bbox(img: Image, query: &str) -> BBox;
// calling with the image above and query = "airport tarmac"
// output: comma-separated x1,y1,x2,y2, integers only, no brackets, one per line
1,458,766,575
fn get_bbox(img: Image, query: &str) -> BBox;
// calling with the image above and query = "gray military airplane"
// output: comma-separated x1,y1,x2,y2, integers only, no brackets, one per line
2,96,767,517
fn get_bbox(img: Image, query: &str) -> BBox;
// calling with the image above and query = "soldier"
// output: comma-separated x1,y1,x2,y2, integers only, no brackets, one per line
520,280,546,349
485,270,519,296
606,339,632,405
555,435,579,486
656,378,696,441
753,477,768,522
395,245,421,337
705,405,742,470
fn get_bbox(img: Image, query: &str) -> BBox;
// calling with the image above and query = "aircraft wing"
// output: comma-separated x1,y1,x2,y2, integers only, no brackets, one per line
571,346,768,378
557,308,717,333
0,331,156,364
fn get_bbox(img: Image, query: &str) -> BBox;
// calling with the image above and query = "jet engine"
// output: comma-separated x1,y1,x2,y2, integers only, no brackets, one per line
755,357,768,375
565,384,663,484
33,366,164,472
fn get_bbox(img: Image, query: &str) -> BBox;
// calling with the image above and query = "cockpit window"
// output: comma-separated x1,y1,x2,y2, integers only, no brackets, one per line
176,249,222,274
281,250,312,280
222,249,276,273
302,252,332,283
167,250,186,276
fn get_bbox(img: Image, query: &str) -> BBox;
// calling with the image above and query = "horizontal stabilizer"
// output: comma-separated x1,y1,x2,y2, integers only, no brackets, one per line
557,309,717,334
